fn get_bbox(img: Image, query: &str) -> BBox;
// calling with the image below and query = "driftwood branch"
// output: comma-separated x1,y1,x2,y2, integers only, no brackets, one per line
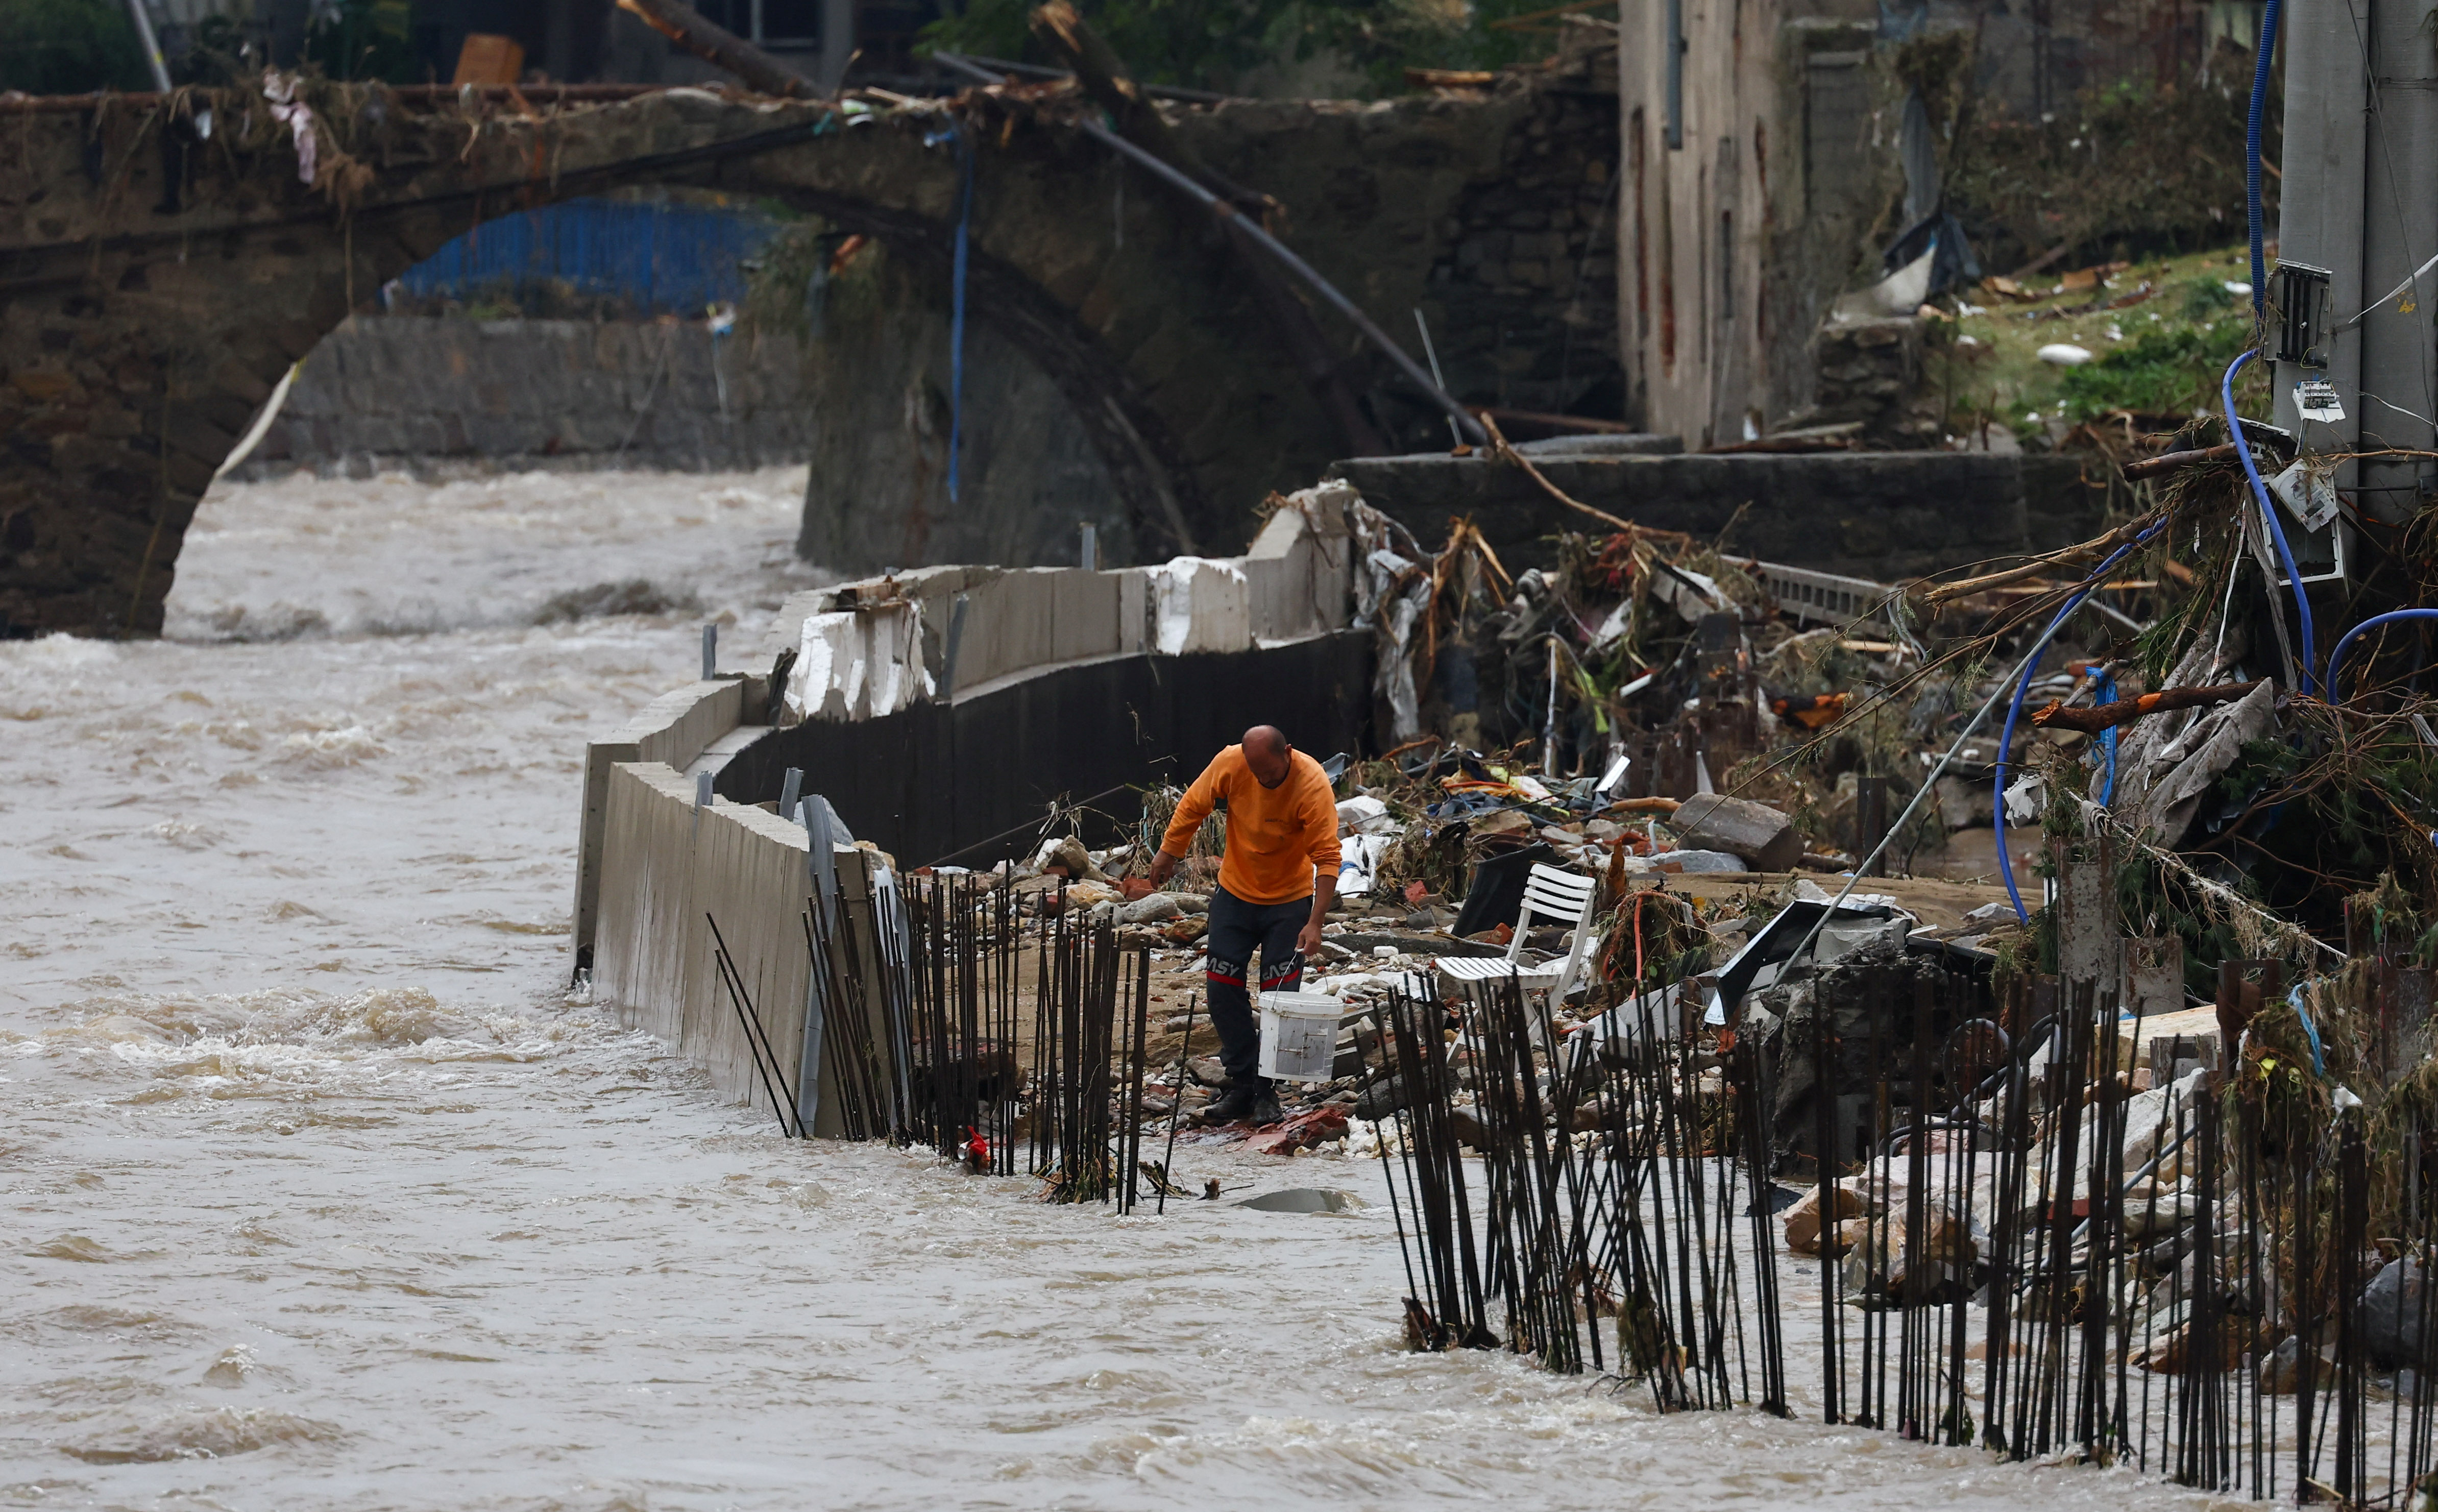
615,0,816,98
1478,412,1640,534
2030,679,2266,734
1922,511,2168,606
2121,442,2244,481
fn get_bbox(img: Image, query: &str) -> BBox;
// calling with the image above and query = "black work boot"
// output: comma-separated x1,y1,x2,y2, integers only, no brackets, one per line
1248,1085,1285,1127
1201,1083,1260,1124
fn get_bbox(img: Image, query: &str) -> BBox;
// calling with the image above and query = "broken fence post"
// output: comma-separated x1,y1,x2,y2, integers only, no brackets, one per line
1855,774,1889,876
778,766,803,824
797,793,842,1137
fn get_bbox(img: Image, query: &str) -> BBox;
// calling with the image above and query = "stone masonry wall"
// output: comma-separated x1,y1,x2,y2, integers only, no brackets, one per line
1331,448,2108,582
1421,78,1623,424
237,315,809,479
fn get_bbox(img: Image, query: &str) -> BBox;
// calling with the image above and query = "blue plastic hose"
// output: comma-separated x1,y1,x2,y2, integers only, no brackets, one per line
1992,527,2164,921
2222,350,2318,693
2326,608,2438,699
2095,671,2119,805
2245,0,2281,318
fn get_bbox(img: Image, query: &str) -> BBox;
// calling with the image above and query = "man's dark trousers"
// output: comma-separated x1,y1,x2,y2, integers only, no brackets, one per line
1203,884,1310,1089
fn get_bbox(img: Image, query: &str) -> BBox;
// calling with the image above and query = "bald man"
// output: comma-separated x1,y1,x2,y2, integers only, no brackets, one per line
1148,725,1341,1126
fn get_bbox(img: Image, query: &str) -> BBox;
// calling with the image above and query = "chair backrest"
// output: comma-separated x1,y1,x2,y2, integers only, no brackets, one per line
1509,863,1599,961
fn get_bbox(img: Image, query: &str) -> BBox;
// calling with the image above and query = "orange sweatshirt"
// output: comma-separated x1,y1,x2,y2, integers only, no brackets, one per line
1161,746,1342,905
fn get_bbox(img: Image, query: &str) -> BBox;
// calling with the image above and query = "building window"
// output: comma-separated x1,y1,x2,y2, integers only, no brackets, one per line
1665,0,1685,150
1660,177,1677,375
762,0,822,44
1630,108,1650,343
1719,209,1734,321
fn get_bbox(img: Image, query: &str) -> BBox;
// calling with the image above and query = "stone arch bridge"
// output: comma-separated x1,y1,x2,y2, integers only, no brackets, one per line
0,60,1619,638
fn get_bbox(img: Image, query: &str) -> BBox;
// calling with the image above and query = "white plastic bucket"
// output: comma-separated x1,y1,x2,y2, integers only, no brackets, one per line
1258,991,1345,1083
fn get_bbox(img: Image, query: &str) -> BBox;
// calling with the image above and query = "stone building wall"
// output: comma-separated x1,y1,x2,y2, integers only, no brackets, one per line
1618,1,1901,450
1422,64,1624,425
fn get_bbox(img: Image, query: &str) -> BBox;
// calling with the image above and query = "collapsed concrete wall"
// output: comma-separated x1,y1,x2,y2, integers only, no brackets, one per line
576,486,1371,1113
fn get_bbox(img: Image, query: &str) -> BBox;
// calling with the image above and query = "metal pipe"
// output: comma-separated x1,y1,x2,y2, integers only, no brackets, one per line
121,0,174,94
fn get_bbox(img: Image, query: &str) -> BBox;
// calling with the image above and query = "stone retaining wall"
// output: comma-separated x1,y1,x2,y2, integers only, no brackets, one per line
1331,447,2107,582
235,315,808,478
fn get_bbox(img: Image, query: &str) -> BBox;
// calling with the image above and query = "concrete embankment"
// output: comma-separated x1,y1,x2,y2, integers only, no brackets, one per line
576,485,1367,1119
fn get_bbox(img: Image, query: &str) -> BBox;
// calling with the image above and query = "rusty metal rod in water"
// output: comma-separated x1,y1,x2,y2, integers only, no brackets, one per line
1157,990,1198,1215
707,911,802,1138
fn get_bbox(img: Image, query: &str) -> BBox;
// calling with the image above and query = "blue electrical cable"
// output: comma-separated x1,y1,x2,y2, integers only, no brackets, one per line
947,128,974,506
2095,670,2119,805
2288,985,2325,1077
2222,350,2319,693
1992,525,2166,921
2245,0,2281,318
2326,608,2438,699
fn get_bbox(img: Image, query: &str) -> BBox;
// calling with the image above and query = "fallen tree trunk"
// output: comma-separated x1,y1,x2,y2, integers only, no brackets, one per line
2031,680,2268,734
615,0,816,97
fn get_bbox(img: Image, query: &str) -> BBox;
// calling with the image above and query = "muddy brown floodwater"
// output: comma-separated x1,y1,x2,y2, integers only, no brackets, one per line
1,468,2214,1510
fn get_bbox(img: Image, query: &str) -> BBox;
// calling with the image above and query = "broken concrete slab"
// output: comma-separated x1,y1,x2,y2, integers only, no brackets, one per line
1668,793,1803,871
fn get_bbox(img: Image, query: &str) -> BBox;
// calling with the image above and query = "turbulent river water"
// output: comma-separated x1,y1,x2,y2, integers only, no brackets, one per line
0,468,2220,1510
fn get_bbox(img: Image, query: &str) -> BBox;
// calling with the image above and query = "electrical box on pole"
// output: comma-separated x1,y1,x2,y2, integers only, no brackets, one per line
2274,0,2437,550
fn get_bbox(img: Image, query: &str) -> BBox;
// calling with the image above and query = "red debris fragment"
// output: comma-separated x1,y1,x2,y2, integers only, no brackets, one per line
1242,1105,1349,1156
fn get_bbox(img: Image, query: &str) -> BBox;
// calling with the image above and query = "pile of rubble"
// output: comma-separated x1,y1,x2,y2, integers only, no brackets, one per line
925,406,2435,1173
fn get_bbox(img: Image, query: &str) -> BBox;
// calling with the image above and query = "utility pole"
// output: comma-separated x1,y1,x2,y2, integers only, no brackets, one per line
2275,0,2438,532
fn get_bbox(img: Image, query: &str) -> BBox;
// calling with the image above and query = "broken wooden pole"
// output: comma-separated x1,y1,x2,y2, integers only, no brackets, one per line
2030,679,2268,734
2120,441,2246,480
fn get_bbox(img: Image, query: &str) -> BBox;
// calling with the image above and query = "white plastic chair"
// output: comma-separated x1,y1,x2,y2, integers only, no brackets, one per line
1435,863,1602,1001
